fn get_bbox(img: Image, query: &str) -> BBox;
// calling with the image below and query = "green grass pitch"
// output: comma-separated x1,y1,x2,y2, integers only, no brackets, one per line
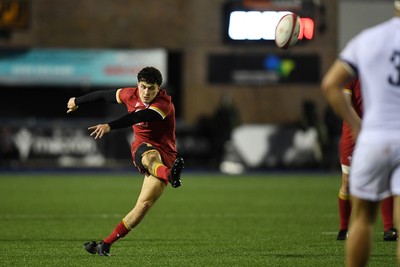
0,172,396,266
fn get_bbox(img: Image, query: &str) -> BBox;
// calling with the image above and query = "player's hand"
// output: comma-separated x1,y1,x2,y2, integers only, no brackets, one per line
67,97,78,113
88,124,111,139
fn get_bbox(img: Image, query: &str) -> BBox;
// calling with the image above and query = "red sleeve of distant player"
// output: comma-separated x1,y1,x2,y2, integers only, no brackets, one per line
339,79,362,166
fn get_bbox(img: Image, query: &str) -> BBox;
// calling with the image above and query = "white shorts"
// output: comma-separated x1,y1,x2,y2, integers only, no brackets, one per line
349,140,400,201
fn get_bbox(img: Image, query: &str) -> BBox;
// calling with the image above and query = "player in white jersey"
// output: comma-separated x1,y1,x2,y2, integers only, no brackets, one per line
321,1,400,266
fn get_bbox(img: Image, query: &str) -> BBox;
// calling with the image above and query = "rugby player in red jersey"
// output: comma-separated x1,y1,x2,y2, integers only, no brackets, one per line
67,66,184,256
337,78,397,241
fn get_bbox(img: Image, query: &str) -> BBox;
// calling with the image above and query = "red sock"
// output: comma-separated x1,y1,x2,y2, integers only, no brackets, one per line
338,190,351,230
381,196,394,231
155,164,169,181
103,221,131,245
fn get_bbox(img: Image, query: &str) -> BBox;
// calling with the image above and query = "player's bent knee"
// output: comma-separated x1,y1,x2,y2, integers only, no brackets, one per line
143,151,160,163
134,143,160,172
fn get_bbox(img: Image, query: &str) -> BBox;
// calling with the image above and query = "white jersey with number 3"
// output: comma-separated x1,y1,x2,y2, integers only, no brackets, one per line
339,17,400,200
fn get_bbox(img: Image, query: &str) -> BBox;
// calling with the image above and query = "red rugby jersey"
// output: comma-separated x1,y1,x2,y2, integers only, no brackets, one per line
118,87,177,156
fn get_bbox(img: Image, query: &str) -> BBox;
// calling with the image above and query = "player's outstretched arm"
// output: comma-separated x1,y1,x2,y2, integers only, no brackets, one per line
108,109,162,130
88,109,162,139
66,89,119,114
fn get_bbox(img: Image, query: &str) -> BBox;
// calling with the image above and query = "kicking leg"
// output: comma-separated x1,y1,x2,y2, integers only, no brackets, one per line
140,149,184,188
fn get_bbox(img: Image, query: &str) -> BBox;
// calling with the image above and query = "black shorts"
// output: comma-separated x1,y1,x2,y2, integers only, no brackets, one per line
133,143,158,174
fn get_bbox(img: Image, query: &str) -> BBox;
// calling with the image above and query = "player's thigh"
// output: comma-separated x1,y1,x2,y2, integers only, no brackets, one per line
350,143,392,201
141,149,163,167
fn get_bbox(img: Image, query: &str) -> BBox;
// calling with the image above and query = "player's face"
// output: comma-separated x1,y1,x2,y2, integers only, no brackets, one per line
138,81,160,104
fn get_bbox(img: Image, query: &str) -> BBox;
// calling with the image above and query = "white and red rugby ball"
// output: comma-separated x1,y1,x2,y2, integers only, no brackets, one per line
275,13,301,49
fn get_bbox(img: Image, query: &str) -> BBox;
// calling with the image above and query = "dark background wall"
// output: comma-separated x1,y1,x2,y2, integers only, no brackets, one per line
0,0,338,125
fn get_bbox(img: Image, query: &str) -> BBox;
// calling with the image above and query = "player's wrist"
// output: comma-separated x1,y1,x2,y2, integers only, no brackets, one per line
107,119,121,131
74,96,84,105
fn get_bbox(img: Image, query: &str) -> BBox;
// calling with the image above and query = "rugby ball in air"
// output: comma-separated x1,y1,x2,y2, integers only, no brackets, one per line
275,13,300,49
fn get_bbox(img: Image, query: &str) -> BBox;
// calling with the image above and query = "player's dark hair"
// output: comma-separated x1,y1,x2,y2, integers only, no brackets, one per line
137,67,163,86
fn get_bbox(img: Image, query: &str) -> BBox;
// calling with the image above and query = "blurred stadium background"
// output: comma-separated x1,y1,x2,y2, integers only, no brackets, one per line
0,0,394,173
1,1,399,266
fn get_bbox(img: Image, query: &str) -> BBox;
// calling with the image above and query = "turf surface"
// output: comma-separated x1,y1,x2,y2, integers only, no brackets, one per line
0,173,397,266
